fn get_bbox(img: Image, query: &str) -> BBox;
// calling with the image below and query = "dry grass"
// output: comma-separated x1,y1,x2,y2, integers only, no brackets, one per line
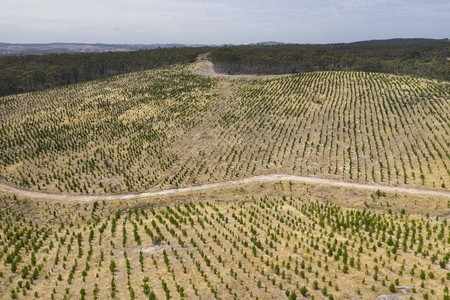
0,60,449,300
0,184,449,299
0,65,448,195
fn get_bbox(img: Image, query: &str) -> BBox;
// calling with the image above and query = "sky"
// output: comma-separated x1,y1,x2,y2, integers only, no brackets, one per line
1,0,449,44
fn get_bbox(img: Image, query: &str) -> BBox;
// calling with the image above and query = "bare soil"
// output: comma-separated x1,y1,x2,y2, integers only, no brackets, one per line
1,174,448,202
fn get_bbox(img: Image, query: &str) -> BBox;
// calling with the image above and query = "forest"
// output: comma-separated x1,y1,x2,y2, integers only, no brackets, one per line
0,47,206,96
0,39,448,97
209,39,449,80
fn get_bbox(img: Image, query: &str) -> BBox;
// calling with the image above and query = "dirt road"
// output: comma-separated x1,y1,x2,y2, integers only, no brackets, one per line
0,174,449,202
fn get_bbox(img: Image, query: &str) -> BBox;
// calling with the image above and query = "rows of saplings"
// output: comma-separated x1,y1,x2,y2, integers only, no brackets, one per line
0,193,449,299
194,70,449,189
0,65,219,194
0,65,448,194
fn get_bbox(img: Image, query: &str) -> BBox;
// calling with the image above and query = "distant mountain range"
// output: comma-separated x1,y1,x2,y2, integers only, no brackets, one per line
0,41,290,56
0,42,211,56
0,38,446,56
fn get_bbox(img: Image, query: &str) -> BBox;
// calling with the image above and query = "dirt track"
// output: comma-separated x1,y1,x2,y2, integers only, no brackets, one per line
0,174,449,202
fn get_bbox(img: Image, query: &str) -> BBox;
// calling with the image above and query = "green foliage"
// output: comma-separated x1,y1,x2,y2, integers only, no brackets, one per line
1,62,448,196
210,40,449,80
109,260,116,274
289,291,297,300
0,47,207,96
0,160,449,300
300,286,308,296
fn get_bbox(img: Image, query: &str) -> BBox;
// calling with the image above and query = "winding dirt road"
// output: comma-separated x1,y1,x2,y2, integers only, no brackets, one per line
0,174,449,202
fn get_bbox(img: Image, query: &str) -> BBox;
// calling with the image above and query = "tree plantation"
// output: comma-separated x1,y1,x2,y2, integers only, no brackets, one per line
0,191,449,299
0,52,449,299
1,64,448,195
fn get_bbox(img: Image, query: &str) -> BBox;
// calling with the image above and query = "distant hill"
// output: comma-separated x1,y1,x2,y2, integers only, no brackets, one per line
348,38,449,45
0,42,208,56
0,42,290,56
3,39,445,56
251,41,286,46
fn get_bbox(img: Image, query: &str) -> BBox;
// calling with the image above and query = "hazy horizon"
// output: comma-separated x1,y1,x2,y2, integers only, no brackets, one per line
0,37,448,46
1,0,449,44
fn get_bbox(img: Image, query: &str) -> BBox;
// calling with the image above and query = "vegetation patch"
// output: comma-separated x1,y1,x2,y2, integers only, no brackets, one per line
1,64,448,194
0,192,449,299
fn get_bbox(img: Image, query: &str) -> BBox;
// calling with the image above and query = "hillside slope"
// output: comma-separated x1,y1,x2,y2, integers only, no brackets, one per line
0,57,450,300
0,61,449,195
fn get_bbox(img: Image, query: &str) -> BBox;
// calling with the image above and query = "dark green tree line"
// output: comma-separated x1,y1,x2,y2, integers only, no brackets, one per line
209,39,449,80
0,47,207,96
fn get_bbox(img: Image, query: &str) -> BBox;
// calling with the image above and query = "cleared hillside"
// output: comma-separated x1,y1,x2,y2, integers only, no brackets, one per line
1,58,450,300
1,62,449,196
0,188,449,299
1,63,449,195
